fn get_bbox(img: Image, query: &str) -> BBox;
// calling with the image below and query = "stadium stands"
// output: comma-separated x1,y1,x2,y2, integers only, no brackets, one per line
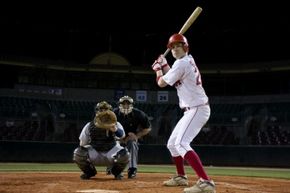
1,96,290,145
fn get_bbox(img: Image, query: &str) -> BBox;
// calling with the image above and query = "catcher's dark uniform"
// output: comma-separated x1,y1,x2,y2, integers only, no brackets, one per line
113,107,151,177
73,121,130,180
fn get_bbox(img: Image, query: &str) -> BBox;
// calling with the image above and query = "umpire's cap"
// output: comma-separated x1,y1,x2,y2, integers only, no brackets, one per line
118,95,134,104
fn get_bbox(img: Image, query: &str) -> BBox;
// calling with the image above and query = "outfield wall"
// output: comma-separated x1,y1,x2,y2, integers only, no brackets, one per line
0,141,289,167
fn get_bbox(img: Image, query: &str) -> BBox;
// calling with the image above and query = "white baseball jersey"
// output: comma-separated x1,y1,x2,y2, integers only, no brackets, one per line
162,54,210,157
162,54,208,108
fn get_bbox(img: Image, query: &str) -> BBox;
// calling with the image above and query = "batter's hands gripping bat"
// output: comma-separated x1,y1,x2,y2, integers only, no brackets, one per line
163,6,203,57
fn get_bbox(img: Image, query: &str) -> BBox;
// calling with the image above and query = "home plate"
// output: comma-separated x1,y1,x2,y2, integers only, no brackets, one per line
76,189,119,193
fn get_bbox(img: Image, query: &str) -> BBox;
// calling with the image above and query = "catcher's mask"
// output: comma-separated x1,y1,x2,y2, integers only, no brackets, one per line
95,101,112,112
119,96,133,115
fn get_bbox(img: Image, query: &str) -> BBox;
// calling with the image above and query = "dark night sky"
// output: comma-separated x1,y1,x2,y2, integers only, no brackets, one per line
1,1,290,67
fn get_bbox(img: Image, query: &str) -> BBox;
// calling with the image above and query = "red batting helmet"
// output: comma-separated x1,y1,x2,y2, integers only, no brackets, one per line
167,34,189,52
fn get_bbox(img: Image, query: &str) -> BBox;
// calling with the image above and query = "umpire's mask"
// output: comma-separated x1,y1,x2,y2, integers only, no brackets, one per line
119,96,133,115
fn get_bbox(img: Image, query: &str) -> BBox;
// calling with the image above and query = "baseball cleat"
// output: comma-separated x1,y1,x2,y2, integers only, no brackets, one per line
183,178,216,193
163,175,189,186
127,167,137,179
80,173,94,180
114,173,124,180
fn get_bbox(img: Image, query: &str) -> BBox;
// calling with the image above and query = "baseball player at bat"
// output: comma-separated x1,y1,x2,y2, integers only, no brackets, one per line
152,34,216,193
73,101,130,180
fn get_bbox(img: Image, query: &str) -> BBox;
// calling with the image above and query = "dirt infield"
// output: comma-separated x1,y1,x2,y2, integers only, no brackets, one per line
0,172,289,193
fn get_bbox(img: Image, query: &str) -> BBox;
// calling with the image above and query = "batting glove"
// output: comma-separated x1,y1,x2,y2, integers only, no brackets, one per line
152,54,168,71
152,61,162,71
157,54,168,68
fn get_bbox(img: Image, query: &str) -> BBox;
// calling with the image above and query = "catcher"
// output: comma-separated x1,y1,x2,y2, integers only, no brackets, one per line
73,101,130,180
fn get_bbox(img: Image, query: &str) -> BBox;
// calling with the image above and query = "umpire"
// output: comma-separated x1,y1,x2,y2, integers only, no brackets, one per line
113,95,151,178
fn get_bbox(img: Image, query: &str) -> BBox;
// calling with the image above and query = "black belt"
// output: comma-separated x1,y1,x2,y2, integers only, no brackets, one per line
182,102,209,112
182,107,191,112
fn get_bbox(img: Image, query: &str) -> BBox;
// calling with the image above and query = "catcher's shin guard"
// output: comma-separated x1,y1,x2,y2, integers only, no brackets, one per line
111,148,130,178
73,146,96,178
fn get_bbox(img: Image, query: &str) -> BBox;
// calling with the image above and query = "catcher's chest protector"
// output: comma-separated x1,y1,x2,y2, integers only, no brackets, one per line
88,122,116,151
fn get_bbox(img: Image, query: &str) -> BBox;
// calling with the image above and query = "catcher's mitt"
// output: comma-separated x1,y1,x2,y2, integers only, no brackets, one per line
94,110,117,129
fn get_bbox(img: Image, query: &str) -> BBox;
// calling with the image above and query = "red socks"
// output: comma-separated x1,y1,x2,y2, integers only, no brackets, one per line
172,156,185,176
184,150,209,180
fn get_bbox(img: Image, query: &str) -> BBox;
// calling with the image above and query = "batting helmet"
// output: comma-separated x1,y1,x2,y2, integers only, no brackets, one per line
118,96,134,115
95,101,112,112
167,34,189,52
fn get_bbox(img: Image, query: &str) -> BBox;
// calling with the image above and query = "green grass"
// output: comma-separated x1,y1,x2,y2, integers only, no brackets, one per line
0,163,78,172
0,163,290,180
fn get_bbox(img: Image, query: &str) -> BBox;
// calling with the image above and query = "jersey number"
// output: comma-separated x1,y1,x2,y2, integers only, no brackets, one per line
195,67,202,85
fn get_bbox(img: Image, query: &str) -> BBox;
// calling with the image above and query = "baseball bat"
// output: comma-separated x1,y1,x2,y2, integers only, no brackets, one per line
163,6,203,57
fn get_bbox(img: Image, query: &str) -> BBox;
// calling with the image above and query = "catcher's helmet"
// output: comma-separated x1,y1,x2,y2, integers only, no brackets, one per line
167,33,189,52
95,101,112,112
118,95,134,115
